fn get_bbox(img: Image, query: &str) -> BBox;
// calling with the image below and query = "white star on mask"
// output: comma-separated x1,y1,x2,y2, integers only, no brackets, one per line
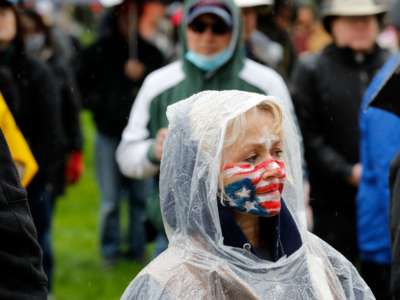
235,187,251,199
244,201,256,211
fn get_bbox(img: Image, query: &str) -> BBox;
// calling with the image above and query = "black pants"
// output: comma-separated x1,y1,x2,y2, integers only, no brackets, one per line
361,261,390,300
28,184,54,291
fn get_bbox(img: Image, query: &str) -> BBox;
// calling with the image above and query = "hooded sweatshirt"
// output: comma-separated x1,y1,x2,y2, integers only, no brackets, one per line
116,0,294,180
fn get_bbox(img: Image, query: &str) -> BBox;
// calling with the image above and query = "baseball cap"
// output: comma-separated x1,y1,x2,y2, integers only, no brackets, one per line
186,0,233,27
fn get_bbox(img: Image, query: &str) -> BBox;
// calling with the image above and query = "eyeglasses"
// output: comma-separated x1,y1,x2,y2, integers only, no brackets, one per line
188,19,232,35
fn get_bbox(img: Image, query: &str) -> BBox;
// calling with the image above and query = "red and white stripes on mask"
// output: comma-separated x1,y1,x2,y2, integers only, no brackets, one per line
222,159,286,215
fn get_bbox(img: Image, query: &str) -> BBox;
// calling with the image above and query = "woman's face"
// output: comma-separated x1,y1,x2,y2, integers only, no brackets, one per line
0,7,16,46
221,108,286,217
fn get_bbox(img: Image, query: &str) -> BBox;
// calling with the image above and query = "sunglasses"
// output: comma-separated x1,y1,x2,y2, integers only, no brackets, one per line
188,19,232,35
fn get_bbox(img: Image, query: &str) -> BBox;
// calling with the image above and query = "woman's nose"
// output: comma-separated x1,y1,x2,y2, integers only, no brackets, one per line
261,161,285,180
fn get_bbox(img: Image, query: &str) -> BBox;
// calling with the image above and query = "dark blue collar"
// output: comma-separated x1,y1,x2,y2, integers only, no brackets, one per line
218,200,302,261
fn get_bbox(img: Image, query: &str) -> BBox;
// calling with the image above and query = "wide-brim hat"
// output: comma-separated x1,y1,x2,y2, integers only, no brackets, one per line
321,0,388,32
321,0,388,17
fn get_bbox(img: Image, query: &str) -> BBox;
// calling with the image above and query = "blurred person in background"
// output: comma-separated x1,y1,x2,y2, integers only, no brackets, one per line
291,0,389,296
0,0,65,293
357,53,400,300
377,0,400,52
388,0,400,49
0,128,48,300
21,0,82,66
166,1,184,50
378,27,400,300
98,0,173,60
117,0,295,256
291,0,331,55
77,0,165,266
390,10,400,297
138,0,176,61
19,7,84,294
391,152,400,299
20,8,84,194
235,0,285,74
0,64,19,119
257,0,297,79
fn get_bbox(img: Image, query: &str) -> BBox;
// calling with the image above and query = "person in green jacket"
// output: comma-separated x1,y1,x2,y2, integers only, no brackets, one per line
116,0,295,253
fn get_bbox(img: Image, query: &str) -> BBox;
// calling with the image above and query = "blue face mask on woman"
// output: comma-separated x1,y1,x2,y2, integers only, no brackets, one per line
185,48,232,72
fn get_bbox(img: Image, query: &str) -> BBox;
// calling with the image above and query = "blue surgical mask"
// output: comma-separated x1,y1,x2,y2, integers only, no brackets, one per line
185,48,232,72
25,33,45,54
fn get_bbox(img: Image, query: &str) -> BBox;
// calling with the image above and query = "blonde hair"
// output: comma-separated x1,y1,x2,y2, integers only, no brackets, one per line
224,100,283,148
219,100,283,195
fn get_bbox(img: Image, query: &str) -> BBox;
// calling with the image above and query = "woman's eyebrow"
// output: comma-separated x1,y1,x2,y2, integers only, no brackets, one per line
241,142,267,150
271,140,283,147
243,139,282,149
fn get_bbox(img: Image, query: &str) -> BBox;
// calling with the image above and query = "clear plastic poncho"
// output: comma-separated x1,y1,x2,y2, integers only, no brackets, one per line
121,90,374,300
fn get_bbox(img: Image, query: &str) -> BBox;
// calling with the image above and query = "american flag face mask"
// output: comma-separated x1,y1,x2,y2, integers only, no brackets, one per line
222,159,286,217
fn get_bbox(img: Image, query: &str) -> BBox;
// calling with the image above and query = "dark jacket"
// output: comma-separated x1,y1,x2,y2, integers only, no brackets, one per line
0,129,48,300
219,200,302,261
77,31,165,138
0,67,20,116
0,45,65,189
390,153,400,299
46,53,83,196
291,43,389,215
48,54,83,153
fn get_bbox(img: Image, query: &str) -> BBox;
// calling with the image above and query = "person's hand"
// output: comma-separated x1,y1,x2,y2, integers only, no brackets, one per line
124,59,145,81
348,163,362,187
154,128,168,161
65,150,84,185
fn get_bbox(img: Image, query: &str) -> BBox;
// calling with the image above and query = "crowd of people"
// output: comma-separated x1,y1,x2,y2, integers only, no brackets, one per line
0,0,400,299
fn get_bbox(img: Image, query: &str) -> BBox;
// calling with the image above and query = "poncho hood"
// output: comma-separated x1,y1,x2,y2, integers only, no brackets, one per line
122,90,375,300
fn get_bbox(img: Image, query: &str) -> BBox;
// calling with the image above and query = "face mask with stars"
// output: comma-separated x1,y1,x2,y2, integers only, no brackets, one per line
222,159,286,217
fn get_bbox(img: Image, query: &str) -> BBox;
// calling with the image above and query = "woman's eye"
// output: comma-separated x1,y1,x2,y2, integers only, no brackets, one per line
272,149,283,158
244,154,258,164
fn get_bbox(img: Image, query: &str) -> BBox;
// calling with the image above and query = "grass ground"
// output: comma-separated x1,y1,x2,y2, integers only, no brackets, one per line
53,112,144,300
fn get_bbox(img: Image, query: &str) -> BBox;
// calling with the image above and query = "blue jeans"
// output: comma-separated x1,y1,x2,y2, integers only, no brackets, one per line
96,133,151,259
